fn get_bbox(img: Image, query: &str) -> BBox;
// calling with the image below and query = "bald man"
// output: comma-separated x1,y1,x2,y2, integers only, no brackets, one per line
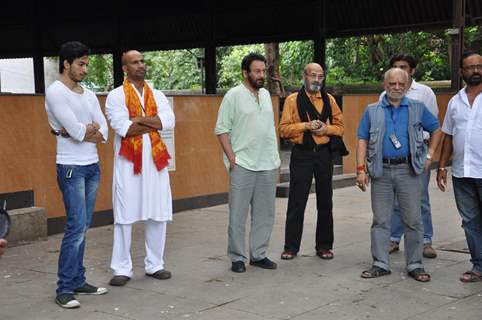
356,68,442,282
105,50,175,286
279,63,344,261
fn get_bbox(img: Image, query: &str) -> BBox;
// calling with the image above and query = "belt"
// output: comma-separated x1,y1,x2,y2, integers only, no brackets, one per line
382,156,410,165
294,144,328,152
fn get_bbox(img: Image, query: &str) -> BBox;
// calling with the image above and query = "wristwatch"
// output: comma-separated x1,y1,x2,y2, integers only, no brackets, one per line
426,153,432,160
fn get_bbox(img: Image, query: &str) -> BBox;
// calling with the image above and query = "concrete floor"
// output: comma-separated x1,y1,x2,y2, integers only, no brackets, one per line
0,171,481,319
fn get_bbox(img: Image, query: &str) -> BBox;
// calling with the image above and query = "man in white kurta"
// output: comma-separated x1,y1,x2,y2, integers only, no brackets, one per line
105,50,175,286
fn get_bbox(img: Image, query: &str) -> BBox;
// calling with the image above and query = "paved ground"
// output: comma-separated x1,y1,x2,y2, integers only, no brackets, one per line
1,171,481,320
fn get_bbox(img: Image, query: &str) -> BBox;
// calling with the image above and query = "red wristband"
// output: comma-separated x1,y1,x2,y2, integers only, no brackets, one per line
356,164,366,172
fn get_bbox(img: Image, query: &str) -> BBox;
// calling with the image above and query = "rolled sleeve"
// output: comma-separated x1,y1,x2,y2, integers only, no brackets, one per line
357,109,370,140
441,101,454,135
421,105,440,133
215,94,233,135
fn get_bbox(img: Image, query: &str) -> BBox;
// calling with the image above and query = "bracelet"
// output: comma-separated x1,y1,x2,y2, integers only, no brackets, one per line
356,164,366,172
437,167,446,172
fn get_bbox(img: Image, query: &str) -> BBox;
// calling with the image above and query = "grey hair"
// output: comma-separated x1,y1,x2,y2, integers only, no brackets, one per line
384,67,409,82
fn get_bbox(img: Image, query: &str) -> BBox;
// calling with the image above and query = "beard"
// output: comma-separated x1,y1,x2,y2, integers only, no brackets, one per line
304,80,322,93
248,74,264,89
386,90,405,100
464,72,482,86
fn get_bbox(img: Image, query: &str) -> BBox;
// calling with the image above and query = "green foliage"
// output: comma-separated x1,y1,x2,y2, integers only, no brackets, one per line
217,44,264,88
279,41,313,87
83,54,113,92
79,26,481,92
144,49,202,90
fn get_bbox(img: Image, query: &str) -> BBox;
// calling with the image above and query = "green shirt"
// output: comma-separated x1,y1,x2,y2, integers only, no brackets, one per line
215,84,280,171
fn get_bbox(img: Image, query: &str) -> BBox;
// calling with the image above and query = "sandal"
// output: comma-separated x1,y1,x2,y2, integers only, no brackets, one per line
389,241,399,254
317,249,334,260
408,268,431,282
460,271,482,283
361,266,391,278
280,251,297,260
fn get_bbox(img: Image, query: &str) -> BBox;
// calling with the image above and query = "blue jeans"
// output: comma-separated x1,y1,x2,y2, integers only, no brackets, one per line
452,177,482,274
370,164,424,272
390,169,433,244
56,163,100,295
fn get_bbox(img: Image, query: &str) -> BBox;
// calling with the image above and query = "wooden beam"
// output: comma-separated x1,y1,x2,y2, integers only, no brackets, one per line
450,0,466,91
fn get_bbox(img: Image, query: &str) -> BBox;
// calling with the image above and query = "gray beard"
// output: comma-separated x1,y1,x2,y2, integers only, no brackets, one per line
305,82,321,93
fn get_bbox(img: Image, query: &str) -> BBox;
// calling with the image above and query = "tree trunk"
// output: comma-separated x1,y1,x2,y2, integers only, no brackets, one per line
264,43,282,96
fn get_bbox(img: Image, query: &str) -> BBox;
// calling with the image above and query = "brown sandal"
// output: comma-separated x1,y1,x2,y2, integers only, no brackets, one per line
317,249,334,260
280,251,297,260
460,271,482,283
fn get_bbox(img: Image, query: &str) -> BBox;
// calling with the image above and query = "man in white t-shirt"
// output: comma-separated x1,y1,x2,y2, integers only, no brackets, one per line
437,51,482,283
106,50,175,286
380,54,439,259
45,41,109,308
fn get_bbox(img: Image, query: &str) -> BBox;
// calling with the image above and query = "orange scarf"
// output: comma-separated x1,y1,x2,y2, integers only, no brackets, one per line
119,79,170,174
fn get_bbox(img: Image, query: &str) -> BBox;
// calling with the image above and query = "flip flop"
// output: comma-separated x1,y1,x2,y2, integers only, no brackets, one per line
408,268,431,282
361,266,391,278
460,271,482,283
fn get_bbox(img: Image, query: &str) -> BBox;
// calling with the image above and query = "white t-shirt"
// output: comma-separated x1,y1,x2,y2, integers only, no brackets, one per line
45,80,108,165
442,87,482,178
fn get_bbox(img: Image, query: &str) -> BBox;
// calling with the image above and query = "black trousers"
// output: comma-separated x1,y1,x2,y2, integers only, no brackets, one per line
284,144,334,253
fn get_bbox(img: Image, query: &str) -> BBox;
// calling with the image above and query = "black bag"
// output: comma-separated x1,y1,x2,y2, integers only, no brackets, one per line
320,93,349,156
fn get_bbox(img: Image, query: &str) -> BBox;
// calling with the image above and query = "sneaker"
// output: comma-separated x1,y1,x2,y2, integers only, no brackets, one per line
55,293,80,309
74,283,108,295
389,241,400,254
249,257,277,270
231,261,246,273
423,244,437,259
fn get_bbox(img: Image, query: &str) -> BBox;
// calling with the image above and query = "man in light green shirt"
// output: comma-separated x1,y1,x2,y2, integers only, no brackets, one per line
215,53,280,273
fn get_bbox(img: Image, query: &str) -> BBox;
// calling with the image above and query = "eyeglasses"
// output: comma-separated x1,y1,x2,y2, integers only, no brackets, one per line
462,64,482,72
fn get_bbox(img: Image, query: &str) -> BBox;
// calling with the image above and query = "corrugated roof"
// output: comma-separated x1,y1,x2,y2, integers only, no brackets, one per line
0,0,480,58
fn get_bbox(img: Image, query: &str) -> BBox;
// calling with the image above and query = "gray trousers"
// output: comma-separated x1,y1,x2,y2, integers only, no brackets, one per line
370,163,424,272
228,165,277,262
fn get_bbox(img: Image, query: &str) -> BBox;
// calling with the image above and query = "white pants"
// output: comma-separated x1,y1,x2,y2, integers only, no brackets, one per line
110,220,167,277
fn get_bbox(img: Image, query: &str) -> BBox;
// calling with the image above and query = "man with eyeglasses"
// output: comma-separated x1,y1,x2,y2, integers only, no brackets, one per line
437,51,482,283
279,63,344,261
215,53,280,273
380,54,439,259
356,68,441,282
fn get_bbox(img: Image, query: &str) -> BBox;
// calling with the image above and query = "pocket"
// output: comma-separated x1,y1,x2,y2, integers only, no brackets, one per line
413,122,424,143
367,129,379,153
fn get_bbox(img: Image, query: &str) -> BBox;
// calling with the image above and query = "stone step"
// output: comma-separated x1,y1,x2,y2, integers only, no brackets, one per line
4,207,47,246
276,173,356,198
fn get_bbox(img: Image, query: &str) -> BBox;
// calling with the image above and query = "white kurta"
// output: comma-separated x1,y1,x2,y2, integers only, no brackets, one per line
105,84,175,224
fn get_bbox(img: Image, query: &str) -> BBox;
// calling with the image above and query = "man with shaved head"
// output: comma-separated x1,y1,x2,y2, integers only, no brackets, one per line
279,62,344,261
105,50,175,286
356,68,442,282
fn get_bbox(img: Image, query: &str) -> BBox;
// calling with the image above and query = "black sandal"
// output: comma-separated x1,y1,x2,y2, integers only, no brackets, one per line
361,266,391,278
408,268,431,282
